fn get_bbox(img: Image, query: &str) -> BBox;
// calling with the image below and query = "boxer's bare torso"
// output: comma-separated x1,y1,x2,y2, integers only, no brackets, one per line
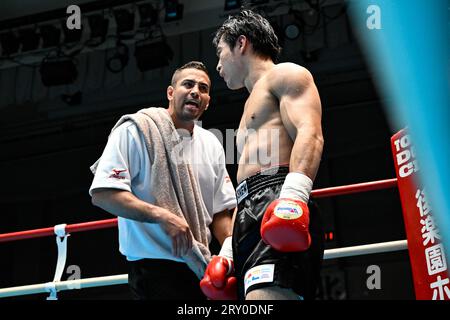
236,63,309,183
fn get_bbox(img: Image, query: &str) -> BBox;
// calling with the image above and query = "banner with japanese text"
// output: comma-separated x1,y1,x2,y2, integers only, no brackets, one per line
391,129,449,300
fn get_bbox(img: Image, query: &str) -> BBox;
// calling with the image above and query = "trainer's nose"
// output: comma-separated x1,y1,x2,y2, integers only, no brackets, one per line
216,62,222,74
190,90,199,99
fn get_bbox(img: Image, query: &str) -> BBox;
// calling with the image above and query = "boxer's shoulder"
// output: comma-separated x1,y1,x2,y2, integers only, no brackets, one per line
268,63,314,94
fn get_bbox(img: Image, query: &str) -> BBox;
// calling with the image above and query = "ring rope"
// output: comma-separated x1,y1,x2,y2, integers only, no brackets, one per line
0,275,128,298
0,239,408,298
0,178,398,243
0,178,403,298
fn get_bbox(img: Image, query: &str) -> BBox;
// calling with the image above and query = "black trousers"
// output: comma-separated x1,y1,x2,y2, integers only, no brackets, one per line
128,258,207,300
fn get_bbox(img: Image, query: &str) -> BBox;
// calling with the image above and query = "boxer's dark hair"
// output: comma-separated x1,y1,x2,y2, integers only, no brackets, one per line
213,9,281,62
171,61,210,85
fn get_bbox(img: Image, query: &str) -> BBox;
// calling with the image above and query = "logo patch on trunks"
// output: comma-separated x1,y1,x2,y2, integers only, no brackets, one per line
244,264,275,295
236,180,248,204
274,201,303,220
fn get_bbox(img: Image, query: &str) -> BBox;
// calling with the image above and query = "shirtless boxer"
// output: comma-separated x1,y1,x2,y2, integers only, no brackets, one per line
200,10,324,300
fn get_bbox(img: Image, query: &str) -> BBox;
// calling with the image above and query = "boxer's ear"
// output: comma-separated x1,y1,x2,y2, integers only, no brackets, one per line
236,35,248,53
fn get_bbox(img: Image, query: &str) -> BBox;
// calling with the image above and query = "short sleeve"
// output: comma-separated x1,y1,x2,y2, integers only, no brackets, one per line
89,123,141,196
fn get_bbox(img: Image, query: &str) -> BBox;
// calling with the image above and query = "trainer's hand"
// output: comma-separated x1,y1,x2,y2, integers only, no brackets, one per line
158,208,193,257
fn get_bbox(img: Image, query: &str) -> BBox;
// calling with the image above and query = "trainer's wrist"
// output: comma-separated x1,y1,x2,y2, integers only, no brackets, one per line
218,236,233,260
279,172,312,203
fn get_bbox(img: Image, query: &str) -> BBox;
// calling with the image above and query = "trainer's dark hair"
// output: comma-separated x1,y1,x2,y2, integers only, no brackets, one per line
213,9,281,61
171,61,210,85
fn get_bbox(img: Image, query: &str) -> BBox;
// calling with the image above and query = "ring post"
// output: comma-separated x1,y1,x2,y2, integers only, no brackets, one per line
391,129,450,300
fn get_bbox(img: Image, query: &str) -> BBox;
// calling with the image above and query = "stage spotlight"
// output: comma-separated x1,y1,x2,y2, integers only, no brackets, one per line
40,25,61,48
40,57,78,86
107,41,129,73
138,3,158,28
284,23,301,40
0,32,20,56
224,0,241,11
164,0,184,22
114,8,135,34
135,39,174,72
87,14,109,44
18,28,40,52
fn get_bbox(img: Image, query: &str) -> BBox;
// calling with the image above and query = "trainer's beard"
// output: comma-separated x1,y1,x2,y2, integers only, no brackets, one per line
179,112,196,123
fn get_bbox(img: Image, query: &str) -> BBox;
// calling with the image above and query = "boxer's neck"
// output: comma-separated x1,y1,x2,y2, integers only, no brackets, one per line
244,58,275,93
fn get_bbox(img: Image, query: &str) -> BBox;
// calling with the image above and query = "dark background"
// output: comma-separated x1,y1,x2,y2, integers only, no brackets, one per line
0,0,414,300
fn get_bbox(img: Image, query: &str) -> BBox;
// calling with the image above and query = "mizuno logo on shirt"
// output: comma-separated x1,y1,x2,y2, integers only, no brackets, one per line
109,169,127,179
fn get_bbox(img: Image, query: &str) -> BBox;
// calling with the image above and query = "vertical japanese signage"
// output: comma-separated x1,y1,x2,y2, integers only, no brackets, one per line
391,129,449,300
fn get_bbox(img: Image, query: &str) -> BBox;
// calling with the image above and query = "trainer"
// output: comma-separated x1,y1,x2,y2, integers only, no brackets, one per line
90,61,236,300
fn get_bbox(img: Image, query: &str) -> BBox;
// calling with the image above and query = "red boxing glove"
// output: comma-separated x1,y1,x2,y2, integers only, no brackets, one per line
260,198,311,252
200,256,237,300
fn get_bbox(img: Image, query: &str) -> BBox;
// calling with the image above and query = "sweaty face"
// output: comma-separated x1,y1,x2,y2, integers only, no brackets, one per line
216,37,245,90
167,68,211,122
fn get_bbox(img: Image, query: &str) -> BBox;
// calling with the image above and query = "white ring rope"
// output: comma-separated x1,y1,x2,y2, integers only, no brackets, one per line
323,239,407,260
0,275,128,298
0,240,408,298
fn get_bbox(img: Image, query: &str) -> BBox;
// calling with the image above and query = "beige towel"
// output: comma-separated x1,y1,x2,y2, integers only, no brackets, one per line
91,107,211,279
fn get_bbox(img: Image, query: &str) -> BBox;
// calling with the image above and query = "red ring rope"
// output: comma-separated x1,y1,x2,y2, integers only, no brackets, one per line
0,178,397,243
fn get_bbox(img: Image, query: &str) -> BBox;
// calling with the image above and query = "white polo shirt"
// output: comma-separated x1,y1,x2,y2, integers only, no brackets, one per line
89,121,236,262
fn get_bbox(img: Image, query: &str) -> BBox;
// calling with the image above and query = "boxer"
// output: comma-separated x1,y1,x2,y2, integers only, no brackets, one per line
201,10,325,300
